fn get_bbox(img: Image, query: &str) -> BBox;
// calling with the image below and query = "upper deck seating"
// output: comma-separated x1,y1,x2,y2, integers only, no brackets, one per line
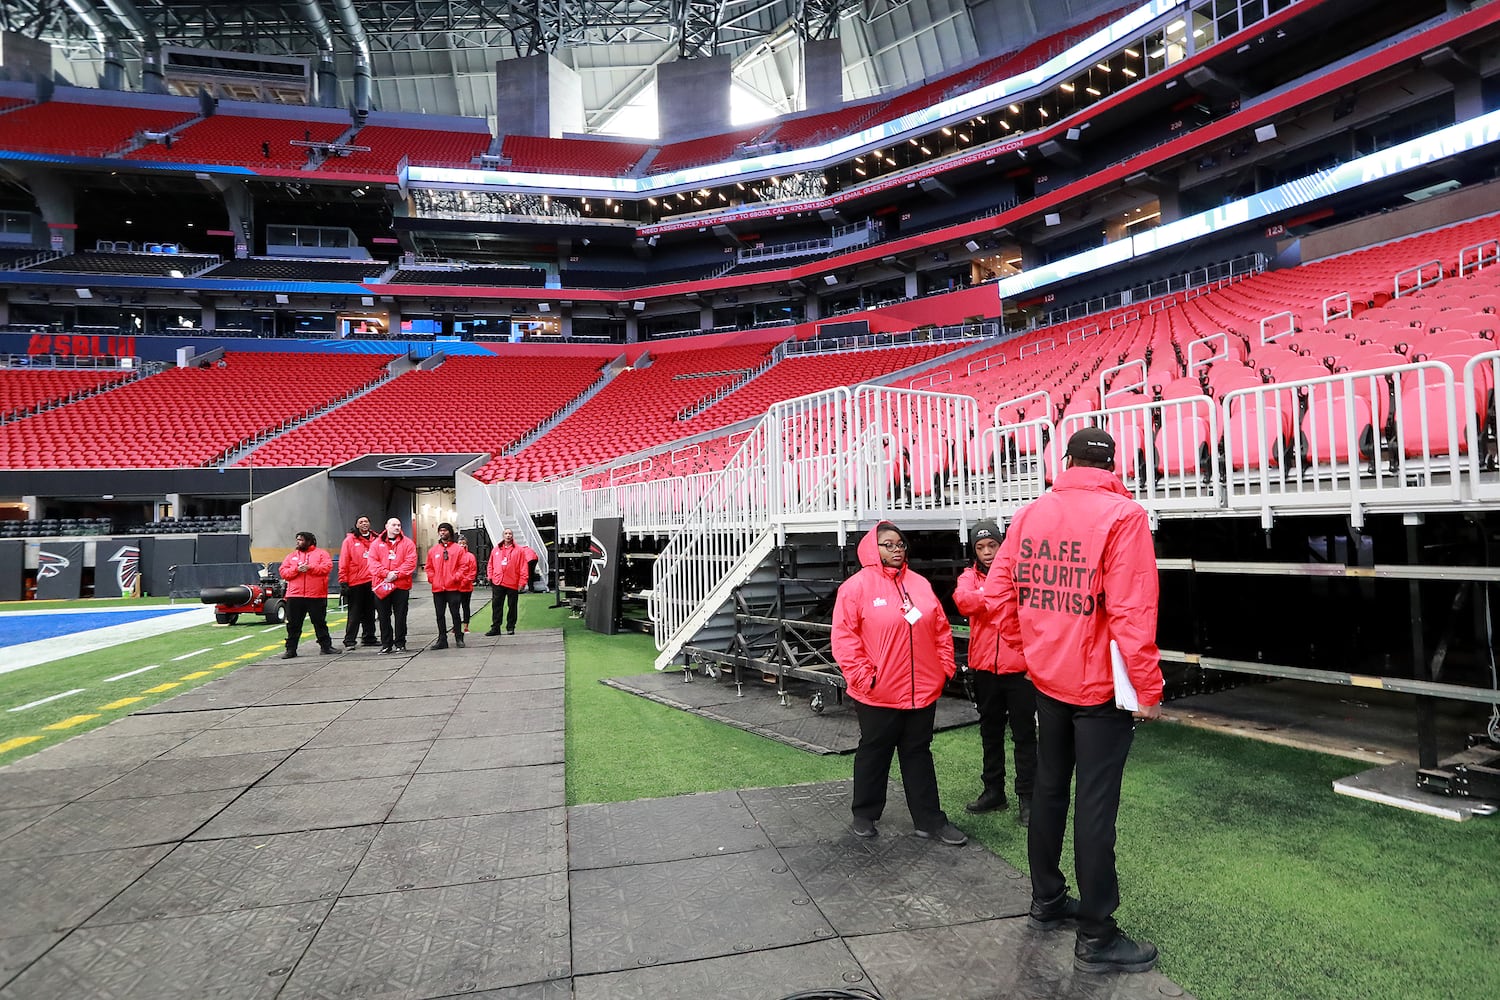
0,102,194,157
26,252,219,276
319,125,492,174
0,369,131,420
126,116,346,170
204,258,388,282
499,135,649,176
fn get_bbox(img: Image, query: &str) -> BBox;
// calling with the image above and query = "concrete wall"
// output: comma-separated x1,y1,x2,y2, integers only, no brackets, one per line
803,40,843,110
1294,179,1500,264
243,472,391,565
657,56,732,141
495,53,582,138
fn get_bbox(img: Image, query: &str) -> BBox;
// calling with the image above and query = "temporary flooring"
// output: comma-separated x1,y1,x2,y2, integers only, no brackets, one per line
604,669,981,754
0,621,1193,999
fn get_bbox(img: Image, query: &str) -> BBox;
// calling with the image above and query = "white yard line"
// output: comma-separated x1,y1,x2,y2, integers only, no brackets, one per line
221,635,254,644
103,664,160,683
171,648,211,661
7,689,85,712
0,606,216,676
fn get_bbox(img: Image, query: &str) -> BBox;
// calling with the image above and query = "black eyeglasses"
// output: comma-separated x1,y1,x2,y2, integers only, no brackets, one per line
878,541,906,551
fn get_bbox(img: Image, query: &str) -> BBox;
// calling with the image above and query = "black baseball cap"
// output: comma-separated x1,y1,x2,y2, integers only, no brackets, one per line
1064,428,1116,465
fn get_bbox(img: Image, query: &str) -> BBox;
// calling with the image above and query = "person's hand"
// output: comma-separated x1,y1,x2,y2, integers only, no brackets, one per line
386,571,397,582
1134,703,1162,721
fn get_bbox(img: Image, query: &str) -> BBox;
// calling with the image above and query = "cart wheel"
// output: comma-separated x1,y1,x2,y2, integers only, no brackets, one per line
264,599,285,624
215,612,238,625
810,691,825,714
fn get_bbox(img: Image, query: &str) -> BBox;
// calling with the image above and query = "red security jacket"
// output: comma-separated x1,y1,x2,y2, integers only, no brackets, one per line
279,546,332,599
952,564,1027,675
426,540,466,592
338,531,374,586
456,547,477,593
993,466,1163,707
366,531,417,591
487,542,533,590
831,522,956,709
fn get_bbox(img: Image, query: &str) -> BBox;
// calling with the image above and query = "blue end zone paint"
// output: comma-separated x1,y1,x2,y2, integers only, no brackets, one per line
0,607,200,647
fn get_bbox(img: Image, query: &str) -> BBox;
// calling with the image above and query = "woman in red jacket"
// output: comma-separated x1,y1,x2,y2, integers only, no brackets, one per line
831,521,965,846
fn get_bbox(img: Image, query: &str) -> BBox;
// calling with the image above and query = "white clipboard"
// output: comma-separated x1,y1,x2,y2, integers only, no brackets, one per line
1110,640,1139,712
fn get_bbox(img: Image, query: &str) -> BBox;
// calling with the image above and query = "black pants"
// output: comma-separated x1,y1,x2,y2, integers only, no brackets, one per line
285,596,331,653
376,588,410,649
851,700,947,832
1029,690,1135,938
490,585,519,632
432,590,463,638
972,670,1039,799
342,581,376,646
459,591,472,627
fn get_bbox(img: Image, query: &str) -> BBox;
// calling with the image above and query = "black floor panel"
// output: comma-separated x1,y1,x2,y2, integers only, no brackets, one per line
345,807,567,894
567,790,773,870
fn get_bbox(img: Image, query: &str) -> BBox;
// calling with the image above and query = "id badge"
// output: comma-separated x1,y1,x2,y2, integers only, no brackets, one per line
903,605,922,625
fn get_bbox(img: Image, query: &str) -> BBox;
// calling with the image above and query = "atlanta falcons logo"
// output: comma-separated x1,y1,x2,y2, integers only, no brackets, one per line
586,534,608,588
37,550,71,580
109,544,140,595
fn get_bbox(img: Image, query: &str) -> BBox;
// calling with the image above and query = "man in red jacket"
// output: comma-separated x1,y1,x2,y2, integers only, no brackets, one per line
953,518,1037,825
994,428,1163,975
485,528,532,636
367,517,417,654
425,522,466,650
832,521,965,846
337,515,377,649
278,530,334,659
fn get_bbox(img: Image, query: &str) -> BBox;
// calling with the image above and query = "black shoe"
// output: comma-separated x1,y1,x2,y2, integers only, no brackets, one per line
342,640,356,649
964,788,1008,814
431,640,449,650
454,631,465,648
1028,891,1080,931
319,646,336,655
506,629,515,635
395,644,407,653
913,822,967,846
1074,931,1159,974
377,646,394,655
850,816,878,839
1017,796,1032,827
280,650,298,660
484,629,502,637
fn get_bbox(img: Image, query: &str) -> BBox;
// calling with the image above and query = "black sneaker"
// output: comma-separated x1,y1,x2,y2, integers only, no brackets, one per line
1074,931,1159,974
913,822,967,846
484,629,502,637
377,646,394,655
430,640,449,650
1028,891,1080,931
342,640,356,649
319,646,336,655
280,650,298,659
964,789,1008,814
850,816,878,839
361,639,379,647
506,629,515,635
395,645,407,653
455,632,465,648
1017,796,1032,827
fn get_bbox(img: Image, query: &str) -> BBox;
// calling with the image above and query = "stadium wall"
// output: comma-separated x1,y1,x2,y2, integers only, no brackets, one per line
1293,176,1500,264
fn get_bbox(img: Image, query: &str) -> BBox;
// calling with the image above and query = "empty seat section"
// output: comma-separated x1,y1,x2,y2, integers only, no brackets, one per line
126,116,347,170
319,125,492,174
0,352,392,469
203,258,388,281
0,369,130,419
27,252,219,276
0,101,194,156
500,135,648,176
648,127,766,174
252,354,607,470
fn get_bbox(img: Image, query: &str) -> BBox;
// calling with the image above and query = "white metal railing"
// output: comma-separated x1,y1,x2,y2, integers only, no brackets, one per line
1042,253,1266,326
1186,331,1232,377
1322,293,1351,324
1262,310,1298,344
1464,350,1500,500
1459,239,1498,277
784,322,997,357
852,385,987,520
1018,337,1055,359
1066,325,1101,344
1058,393,1222,516
1394,259,1443,298
1100,357,1146,402
967,353,1006,376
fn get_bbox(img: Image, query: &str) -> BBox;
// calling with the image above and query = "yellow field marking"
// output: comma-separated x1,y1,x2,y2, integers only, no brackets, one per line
0,735,42,754
210,660,236,669
44,714,100,730
144,682,181,693
100,697,144,710
180,671,212,680
237,651,262,661
258,644,282,652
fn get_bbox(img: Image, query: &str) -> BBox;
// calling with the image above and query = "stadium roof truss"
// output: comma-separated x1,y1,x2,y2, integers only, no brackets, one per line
5,0,1109,131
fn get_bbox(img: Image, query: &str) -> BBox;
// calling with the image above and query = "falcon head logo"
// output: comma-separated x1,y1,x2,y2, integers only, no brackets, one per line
587,534,608,588
109,544,140,595
37,549,71,580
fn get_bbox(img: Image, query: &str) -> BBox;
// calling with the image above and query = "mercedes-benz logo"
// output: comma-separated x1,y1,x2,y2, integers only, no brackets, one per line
377,457,439,471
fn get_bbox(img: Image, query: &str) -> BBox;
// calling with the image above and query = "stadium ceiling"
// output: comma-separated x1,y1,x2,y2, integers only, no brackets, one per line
6,0,1123,133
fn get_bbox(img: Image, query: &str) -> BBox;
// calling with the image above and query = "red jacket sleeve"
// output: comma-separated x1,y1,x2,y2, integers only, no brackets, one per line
993,526,1025,655
1102,507,1164,706
307,548,332,582
338,537,354,583
395,539,417,582
278,553,299,582
831,578,877,694
933,603,956,679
